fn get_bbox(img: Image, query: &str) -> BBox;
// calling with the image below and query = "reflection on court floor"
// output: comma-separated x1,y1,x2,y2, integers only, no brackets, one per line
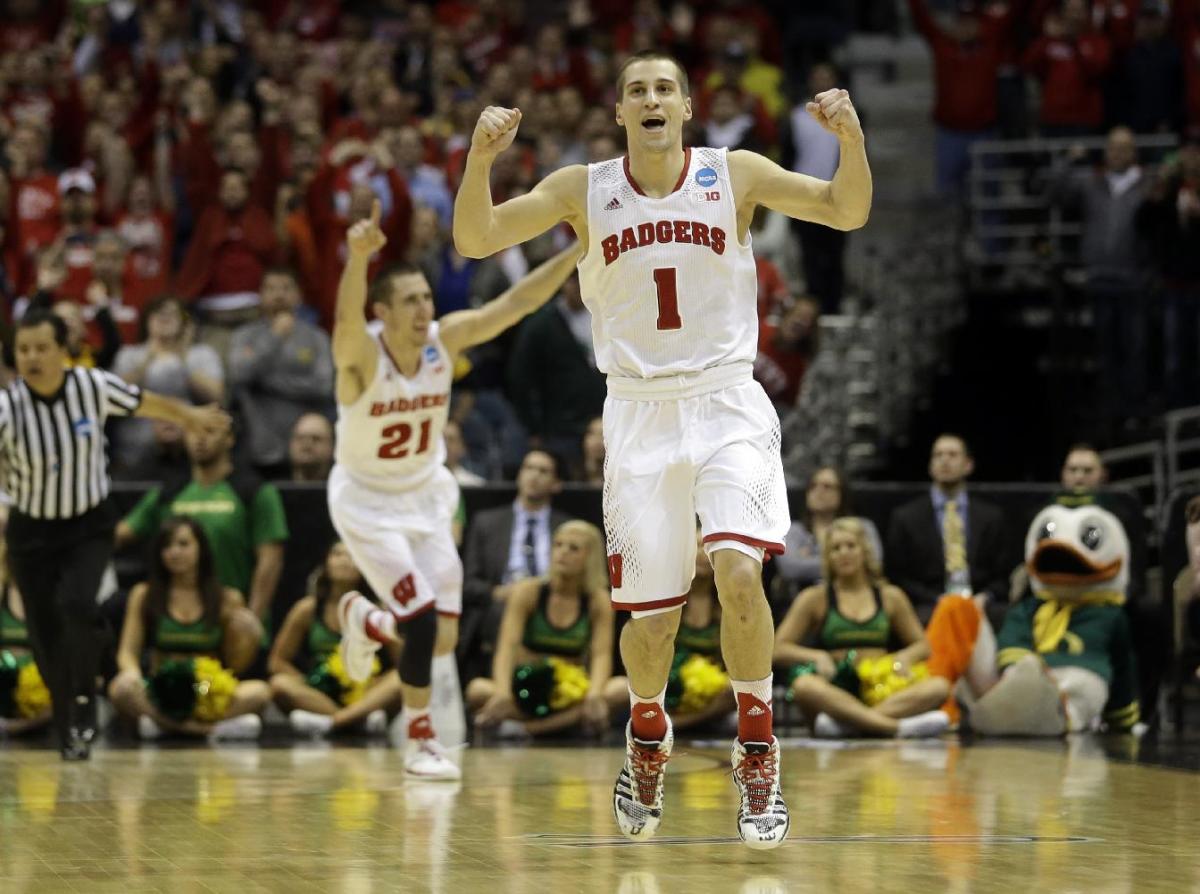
0,736,1196,893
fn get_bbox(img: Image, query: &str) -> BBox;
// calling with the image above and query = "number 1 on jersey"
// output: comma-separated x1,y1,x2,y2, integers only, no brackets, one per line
653,267,682,330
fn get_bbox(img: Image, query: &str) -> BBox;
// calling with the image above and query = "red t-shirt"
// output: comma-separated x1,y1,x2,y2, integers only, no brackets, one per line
754,322,809,406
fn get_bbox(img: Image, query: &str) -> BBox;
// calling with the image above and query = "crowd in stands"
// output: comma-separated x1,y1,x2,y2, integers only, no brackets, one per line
0,1,1196,746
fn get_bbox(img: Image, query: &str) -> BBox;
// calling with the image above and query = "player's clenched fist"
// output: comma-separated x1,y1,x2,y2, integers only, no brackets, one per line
471,106,522,157
347,199,387,258
806,89,863,142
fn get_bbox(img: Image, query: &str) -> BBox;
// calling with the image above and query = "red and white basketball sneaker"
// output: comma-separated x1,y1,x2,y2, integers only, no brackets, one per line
613,718,673,840
338,591,382,683
731,737,789,849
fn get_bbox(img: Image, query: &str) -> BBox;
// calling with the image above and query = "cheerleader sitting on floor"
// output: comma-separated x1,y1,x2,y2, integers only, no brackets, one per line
269,540,403,737
108,516,270,740
468,520,627,737
773,518,951,738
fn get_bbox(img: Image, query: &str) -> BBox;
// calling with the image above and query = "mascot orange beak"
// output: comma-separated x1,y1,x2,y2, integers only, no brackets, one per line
1027,541,1122,587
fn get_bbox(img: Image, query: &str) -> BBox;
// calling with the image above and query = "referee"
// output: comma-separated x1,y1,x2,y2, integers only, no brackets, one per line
2,309,229,760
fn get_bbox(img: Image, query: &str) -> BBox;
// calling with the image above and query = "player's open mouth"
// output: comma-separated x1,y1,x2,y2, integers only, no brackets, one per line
642,116,666,131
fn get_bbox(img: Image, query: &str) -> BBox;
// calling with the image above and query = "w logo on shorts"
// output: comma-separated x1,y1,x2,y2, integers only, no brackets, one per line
607,554,623,588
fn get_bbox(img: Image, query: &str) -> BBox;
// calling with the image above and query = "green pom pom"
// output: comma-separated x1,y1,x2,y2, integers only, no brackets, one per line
148,658,198,721
512,661,555,718
307,662,342,703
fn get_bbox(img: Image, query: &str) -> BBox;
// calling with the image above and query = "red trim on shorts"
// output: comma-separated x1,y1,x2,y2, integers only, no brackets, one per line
390,601,435,624
611,592,688,613
703,532,786,559
622,148,691,197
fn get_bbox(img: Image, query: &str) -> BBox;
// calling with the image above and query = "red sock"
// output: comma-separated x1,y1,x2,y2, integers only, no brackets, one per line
630,701,668,742
406,710,435,741
735,693,773,744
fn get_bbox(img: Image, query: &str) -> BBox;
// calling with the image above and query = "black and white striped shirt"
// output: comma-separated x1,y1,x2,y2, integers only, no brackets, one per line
0,367,142,520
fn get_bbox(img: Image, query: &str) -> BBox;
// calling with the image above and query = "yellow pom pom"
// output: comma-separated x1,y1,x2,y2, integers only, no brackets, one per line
548,658,590,711
15,662,50,719
327,650,381,706
192,657,238,722
677,655,728,714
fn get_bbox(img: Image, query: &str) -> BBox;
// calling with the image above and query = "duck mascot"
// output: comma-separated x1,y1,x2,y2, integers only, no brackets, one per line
924,504,1140,735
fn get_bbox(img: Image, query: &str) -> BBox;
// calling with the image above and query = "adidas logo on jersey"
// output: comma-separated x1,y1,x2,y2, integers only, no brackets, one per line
604,196,623,211
640,709,659,719
746,705,766,717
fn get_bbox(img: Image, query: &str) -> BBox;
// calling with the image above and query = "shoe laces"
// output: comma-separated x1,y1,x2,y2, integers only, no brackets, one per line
734,747,777,815
629,742,669,806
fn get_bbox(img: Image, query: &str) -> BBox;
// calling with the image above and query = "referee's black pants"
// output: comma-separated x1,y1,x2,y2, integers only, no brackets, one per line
7,528,113,745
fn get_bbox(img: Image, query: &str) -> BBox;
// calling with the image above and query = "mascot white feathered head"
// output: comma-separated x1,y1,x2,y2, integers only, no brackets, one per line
1025,504,1129,599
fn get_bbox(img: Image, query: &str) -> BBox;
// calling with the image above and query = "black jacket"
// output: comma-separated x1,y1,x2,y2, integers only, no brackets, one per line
885,492,1011,619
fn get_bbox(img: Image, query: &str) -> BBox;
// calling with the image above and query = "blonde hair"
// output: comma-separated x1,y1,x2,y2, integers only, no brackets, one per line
819,517,884,584
551,520,610,598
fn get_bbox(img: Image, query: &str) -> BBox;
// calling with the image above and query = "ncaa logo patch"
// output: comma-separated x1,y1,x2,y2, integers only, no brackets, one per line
422,345,439,364
73,417,93,437
695,167,718,188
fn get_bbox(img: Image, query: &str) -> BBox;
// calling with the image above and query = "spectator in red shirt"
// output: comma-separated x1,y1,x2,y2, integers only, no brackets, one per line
55,168,101,304
756,255,792,324
754,297,820,408
1024,0,1114,136
909,0,1016,196
115,172,175,312
5,122,60,291
304,139,412,328
173,170,279,336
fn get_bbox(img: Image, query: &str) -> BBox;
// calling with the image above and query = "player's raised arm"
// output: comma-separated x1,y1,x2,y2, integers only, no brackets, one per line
453,106,585,258
732,89,871,231
440,242,585,357
332,199,386,402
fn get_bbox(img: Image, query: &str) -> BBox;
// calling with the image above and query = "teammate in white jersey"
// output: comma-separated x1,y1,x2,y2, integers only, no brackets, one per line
333,201,581,779
453,51,871,846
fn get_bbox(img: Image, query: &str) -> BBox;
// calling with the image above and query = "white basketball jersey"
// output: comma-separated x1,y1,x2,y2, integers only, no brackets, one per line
334,320,451,493
578,146,759,378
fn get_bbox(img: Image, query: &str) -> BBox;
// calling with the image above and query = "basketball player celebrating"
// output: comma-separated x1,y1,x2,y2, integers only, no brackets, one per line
334,201,581,780
453,51,871,846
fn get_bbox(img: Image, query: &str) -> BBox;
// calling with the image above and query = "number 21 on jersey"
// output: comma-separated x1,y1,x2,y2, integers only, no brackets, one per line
378,419,432,459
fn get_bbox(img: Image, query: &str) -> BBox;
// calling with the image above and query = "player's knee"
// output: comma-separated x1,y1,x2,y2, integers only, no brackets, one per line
714,561,765,611
629,609,680,647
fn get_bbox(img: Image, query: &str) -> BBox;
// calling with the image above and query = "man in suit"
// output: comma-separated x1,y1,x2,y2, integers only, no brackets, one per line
459,449,572,680
886,434,1010,624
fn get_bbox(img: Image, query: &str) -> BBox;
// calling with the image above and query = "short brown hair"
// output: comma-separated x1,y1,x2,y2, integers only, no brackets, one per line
368,263,423,307
615,51,689,98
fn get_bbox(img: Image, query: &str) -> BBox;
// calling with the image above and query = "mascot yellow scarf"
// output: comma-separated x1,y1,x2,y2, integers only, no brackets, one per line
1031,589,1124,654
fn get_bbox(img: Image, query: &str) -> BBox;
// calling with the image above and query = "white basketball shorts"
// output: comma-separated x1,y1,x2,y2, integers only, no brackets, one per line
327,462,463,621
602,363,790,618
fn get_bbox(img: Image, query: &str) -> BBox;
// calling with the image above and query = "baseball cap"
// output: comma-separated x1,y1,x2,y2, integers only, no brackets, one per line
58,168,96,195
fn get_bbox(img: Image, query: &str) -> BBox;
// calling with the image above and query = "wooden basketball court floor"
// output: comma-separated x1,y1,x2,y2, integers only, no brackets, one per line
1,733,1198,894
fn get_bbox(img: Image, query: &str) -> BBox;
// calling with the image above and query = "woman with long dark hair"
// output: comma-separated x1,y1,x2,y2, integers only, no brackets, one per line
269,541,403,737
107,516,269,739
